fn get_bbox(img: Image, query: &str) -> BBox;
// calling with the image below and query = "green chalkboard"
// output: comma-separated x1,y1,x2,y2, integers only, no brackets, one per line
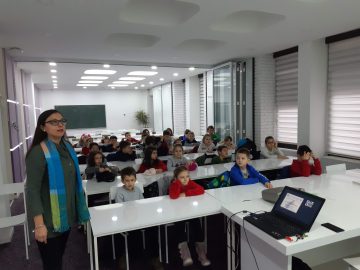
55,105,106,129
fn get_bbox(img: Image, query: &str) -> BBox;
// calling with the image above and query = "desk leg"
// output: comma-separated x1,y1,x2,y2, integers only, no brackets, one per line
227,219,236,270
88,222,93,270
87,221,91,254
240,225,291,270
94,236,99,270
204,216,208,253
124,234,129,270
158,226,162,263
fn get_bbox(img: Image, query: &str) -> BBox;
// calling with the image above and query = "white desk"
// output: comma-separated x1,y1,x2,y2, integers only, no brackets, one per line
88,193,222,270
208,172,360,270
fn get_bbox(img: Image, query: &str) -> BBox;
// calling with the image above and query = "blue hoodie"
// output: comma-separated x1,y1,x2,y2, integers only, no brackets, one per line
230,163,269,185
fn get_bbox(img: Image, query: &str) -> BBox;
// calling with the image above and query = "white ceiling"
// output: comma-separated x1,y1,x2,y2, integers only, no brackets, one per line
0,0,359,67
17,62,207,90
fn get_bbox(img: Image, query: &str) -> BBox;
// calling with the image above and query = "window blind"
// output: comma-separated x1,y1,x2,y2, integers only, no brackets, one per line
199,75,207,135
328,36,360,158
275,52,298,144
172,80,186,135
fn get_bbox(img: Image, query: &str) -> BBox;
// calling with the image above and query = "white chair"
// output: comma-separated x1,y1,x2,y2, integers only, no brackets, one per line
344,257,360,270
0,182,29,260
326,163,346,175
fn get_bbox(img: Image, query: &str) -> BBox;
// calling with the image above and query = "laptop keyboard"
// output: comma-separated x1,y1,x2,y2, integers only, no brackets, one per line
244,213,303,239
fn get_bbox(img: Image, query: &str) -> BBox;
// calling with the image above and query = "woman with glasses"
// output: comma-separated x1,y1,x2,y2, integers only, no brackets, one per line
25,109,89,270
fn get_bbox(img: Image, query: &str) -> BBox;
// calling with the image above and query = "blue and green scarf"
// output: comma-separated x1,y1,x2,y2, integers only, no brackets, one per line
40,139,90,233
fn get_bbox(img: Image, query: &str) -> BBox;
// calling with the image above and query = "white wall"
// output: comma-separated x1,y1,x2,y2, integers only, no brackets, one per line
37,88,148,133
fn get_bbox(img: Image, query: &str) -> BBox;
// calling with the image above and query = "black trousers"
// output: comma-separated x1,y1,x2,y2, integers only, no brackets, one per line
174,218,204,244
37,230,70,270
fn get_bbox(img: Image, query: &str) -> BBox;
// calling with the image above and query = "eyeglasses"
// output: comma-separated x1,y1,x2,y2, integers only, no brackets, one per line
45,119,68,126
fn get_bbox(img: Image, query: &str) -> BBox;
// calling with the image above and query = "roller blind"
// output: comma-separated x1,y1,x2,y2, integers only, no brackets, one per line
199,75,207,135
172,80,186,134
328,36,360,158
275,52,298,144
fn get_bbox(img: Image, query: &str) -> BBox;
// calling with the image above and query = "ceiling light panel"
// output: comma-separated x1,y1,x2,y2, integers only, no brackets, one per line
78,80,103,84
77,84,99,86
128,71,158,76
108,84,128,87
81,76,109,80
119,77,145,81
84,69,117,75
112,81,136,84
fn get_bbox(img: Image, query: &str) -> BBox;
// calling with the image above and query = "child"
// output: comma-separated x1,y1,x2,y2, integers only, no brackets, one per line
230,148,272,188
207,125,221,145
81,136,93,155
140,129,150,144
157,130,171,156
167,145,196,171
138,146,167,173
123,132,140,144
85,151,116,179
182,131,199,147
106,141,137,162
290,145,322,177
169,166,211,267
212,145,232,164
101,135,110,145
198,134,216,154
102,135,119,152
220,136,236,150
180,129,191,144
261,136,288,159
115,167,143,203
89,142,100,153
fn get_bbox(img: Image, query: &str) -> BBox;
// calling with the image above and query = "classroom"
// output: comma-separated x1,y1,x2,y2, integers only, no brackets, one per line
0,1,360,270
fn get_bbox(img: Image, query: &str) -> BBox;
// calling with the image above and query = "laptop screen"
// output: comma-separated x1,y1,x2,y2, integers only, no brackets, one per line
272,186,325,231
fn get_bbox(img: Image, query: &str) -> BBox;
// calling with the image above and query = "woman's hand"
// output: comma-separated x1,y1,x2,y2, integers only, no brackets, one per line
34,225,48,244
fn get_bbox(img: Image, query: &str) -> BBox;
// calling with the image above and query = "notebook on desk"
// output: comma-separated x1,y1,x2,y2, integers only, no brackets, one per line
244,186,325,239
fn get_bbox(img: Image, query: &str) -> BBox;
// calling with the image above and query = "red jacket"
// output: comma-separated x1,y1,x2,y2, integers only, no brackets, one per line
169,179,204,199
290,159,322,177
138,160,167,173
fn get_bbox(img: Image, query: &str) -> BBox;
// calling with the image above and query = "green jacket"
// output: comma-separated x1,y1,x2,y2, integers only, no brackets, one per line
25,141,77,238
211,156,232,164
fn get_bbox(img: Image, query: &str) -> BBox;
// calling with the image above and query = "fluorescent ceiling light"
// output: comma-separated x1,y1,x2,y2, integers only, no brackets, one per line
111,86,115,89
54,86,58,89
84,69,117,75
119,77,145,81
50,69,57,73
52,80,57,83
81,76,109,80
189,67,195,71
159,78,164,81
151,66,157,70
83,86,87,89
112,81,136,84
51,75,57,79
173,73,179,76
134,87,138,90
149,81,154,85
140,84,145,87
78,80,103,84
108,84,128,87
77,84,99,86
128,71,158,76
103,64,110,68
49,62,57,66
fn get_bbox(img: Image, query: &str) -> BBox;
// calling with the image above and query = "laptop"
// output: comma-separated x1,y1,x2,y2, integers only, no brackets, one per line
244,186,325,239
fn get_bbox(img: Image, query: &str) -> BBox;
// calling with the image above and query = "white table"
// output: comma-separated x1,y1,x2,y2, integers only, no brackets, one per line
88,193,222,270
344,257,360,270
207,171,360,270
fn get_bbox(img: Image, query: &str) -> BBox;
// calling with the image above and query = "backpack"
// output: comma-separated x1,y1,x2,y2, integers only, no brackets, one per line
237,138,261,160
207,171,231,189
96,170,115,182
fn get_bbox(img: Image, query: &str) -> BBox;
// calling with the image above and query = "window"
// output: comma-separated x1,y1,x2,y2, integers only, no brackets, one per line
172,80,186,134
327,36,360,158
274,50,298,145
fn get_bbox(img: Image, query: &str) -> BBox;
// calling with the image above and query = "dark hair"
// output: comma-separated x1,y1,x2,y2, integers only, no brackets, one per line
124,132,130,136
297,145,312,156
120,166,137,180
145,135,160,146
174,166,188,179
224,136,232,142
265,136,274,144
89,142,99,150
87,151,105,167
110,135,117,140
142,146,159,167
142,129,150,136
235,148,250,158
163,130,171,136
166,128,173,136
184,129,191,135
119,140,131,151
207,125,214,131
217,145,228,152
27,109,64,157
173,144,184,153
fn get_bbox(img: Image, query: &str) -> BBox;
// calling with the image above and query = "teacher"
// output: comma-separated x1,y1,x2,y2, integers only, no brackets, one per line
25,109,90,270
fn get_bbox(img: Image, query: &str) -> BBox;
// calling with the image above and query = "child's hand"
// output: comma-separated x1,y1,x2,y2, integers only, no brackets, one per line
99,167,106,173
265,182,273,189
179,193,186,197
310,152,317,159
155,169,163,173
302,152,311,161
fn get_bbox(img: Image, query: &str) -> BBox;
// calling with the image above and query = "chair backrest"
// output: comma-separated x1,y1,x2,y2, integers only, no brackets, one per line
326,163,346,175
0,183,24,196
109,186,119,203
